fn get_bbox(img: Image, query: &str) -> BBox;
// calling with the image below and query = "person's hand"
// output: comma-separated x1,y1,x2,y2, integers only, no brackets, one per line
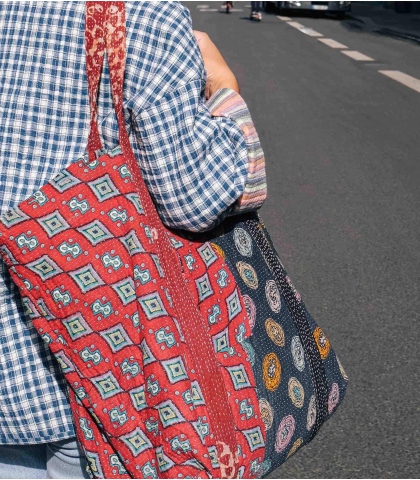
193,30,239,99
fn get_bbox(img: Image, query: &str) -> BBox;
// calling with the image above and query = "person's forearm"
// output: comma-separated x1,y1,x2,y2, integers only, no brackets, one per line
193,30,239,99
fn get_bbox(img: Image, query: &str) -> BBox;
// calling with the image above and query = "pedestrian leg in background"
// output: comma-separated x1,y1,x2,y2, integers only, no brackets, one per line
224,1,233,13
250,1,263,21
46,437,89,479
0,443,46,479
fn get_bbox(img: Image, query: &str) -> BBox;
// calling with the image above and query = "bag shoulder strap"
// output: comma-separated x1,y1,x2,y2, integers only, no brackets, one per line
85,2,106,156
85,1,129,159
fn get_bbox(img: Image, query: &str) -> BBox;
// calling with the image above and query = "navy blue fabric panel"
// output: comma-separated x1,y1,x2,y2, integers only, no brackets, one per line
189,212,348,477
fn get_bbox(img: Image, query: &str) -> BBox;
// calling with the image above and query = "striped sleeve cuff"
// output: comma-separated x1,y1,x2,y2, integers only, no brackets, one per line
206,88,267,213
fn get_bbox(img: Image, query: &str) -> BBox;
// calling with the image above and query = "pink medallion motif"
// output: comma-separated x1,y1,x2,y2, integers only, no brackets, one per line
328,383,340,414
275,415,296,453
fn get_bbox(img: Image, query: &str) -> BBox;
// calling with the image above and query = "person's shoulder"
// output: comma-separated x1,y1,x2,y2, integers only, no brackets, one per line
123,2,202,103
126,1,191,29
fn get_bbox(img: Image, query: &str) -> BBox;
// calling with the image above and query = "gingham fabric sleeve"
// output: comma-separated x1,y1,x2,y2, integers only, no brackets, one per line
129,80,250,232
99,4,263,233
206,88,267,213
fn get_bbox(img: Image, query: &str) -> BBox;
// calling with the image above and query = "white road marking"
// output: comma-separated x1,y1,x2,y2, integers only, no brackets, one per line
341,50,374,61
379,70,420,94
286,21,322,37
287,21,306,30
277,15,291,21
196,4,209,8
300,28,323,37
318,38,348,49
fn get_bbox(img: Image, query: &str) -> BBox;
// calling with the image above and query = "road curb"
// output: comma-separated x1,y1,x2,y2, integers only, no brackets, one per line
345,14,420,45
374,27,420,45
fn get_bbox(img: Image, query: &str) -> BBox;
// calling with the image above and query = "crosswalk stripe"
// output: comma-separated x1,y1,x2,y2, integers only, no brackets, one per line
341,50,374,61
318,38,348,49
379,70,420,94
277,15,291,21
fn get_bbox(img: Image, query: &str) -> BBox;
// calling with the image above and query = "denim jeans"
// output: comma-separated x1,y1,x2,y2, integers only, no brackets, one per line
0,437,88,479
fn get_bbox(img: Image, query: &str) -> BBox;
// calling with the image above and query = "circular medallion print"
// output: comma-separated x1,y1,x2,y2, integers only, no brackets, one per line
262,353,281,391
233,227,253,257
336,356,349,381
313,326,331,360
265,318,285,347
275,415,296,453
236,261,258,289
210,243,225,260
259,398,274,431
328,383,340,414
242,295,256,330
286,438,303,459
288,377,305,408
291,336,305,372
265,280,281,313
306,395,317,431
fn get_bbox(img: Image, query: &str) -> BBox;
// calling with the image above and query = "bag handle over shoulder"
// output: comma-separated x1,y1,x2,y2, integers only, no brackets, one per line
85,2,106,157
85,2,129,157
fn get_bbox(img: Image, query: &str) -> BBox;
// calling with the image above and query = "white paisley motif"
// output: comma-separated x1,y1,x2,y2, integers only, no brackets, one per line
306,395,317,431
233,227,253,257
291,335,305,372
265,280,281,313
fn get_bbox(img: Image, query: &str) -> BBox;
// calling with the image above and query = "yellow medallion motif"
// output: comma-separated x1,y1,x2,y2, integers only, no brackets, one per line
313,326,331,360
210,243,225,260
236,261,259,289
265,318,285,347
259,398,274,431
262,353,281,391
286,438,303,459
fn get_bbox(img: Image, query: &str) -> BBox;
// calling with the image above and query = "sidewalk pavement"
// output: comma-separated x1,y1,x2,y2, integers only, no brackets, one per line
348,1,420,44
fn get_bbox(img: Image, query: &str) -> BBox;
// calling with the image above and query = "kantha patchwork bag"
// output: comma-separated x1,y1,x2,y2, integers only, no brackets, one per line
0,2,348,478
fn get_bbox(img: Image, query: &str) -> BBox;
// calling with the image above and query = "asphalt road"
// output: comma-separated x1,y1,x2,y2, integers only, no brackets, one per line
186,2,420,478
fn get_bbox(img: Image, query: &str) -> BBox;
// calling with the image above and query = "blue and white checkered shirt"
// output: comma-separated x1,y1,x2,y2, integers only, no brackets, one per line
0,1,259,444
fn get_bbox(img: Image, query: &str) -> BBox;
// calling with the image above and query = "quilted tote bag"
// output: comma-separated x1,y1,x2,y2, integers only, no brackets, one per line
0,2,348,479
